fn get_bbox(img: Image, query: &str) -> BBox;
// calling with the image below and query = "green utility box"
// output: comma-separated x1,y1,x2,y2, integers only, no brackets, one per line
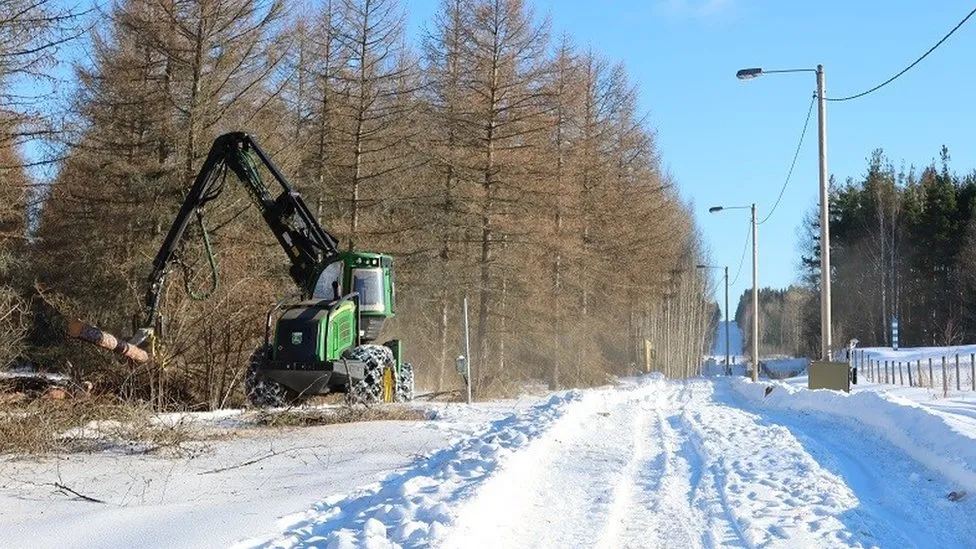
808,361,851,392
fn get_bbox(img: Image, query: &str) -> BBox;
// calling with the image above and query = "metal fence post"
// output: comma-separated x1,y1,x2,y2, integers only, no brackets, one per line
898,361,903,385
928,358,933,389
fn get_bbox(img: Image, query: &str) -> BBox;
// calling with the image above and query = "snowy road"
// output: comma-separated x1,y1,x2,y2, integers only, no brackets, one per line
441,378,976,549
258,377,976,548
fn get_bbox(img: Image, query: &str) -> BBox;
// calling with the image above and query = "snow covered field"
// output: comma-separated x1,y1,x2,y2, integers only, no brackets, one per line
0,402,530,548
4,375,976,548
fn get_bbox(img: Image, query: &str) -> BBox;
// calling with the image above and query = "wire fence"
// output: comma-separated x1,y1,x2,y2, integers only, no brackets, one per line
853,350,976,397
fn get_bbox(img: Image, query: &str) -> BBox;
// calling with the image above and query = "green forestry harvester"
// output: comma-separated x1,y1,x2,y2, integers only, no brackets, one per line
129,132,413,406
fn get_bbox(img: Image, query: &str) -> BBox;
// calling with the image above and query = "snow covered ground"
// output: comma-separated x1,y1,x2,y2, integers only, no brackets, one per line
0,401,536,549
439,378,976,549
848,378,976,430
782,372,976,463
4,375,976,548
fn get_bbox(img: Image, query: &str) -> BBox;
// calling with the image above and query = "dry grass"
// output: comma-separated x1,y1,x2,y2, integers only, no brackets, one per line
246,405,430,428
0,392,431,455
414,389,466,402
0,396,201,455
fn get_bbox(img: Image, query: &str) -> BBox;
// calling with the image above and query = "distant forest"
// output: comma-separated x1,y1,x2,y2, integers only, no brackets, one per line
737,147,976,357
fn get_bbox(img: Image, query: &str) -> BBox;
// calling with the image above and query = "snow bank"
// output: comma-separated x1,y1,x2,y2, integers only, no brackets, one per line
731,378,976,491
244,391,586,549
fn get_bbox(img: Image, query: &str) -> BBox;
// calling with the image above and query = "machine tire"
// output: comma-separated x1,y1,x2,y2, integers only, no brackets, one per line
395,363,415,402
244,345,297,407
344,344,394,404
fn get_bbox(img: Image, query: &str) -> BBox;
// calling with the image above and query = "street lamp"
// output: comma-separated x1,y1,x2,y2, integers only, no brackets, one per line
710,204,759,382
736,64,832,361
697,263,730,375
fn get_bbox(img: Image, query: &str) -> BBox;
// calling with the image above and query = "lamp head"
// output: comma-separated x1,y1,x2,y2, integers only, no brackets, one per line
708,206,724,213
736,67,763,80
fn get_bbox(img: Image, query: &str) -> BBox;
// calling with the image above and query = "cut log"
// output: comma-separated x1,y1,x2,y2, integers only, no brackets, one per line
67,320,150,364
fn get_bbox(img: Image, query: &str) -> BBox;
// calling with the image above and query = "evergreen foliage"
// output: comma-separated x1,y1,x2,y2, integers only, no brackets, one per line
796,147,976,349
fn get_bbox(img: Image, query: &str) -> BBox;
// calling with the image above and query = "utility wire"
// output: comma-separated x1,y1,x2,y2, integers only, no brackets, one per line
759,93,816,225
827,6,976,102
729,220,752,287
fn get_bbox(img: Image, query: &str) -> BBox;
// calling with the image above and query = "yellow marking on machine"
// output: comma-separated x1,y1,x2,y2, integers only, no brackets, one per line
382,367,395,402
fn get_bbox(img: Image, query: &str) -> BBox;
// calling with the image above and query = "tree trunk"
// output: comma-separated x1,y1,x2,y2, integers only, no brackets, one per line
67,320,149,363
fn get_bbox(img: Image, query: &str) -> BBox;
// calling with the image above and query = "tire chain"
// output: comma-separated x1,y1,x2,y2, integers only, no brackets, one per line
345,344,394,404
244,345,294,408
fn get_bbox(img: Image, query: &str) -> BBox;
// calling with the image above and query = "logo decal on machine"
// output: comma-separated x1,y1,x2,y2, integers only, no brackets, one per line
291,332,303,345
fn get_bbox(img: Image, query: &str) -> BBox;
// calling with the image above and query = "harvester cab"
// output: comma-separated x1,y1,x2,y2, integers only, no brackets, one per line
132,132,412,406
311,251,395,341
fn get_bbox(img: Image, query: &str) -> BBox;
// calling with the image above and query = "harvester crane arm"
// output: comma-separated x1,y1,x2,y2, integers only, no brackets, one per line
141,132,340,334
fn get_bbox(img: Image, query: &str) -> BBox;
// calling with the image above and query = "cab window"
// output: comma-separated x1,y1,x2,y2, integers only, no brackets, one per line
352,268,386,312
313,261,343,300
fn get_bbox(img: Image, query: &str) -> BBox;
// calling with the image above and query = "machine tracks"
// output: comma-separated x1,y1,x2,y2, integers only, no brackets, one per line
596,387,706,549
444,377,957,549
443,380,745,549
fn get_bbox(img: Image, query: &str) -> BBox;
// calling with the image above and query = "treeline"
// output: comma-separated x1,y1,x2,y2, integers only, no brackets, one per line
799,147,976,349
1,0,710,408
734,286,814,358
738,147,976,358
0,0,78,378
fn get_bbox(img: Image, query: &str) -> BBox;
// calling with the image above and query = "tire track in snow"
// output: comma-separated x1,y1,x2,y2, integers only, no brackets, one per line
444,379,762,549
679,379,871,548
593,394,653,549
678,420,752,549
439,382,662,549
672,382,752,549
245,391,586,549
595,385,702,549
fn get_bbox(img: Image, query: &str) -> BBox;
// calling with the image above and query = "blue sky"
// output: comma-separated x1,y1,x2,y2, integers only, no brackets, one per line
403,0,976,316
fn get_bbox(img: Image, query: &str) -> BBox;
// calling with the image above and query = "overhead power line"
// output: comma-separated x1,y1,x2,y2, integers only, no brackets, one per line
759,93,816,225
827,6,976,102
729,220,752,287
